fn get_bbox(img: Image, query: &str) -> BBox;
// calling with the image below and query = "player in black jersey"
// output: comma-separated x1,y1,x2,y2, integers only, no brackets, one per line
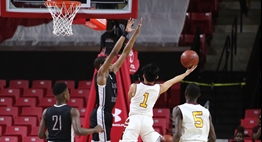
38,82,104,142
90,18,142,142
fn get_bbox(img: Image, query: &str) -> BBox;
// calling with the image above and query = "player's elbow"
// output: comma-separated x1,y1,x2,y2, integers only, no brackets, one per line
74,128,83,136
74,130,81,136
38,133,46,139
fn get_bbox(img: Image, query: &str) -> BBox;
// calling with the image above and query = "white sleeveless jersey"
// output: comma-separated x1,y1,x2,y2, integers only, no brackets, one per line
178,103,210,142
129,83,160,117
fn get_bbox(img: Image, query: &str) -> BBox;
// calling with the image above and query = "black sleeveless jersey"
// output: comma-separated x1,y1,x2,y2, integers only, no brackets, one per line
95,72,117,113
45,104,72,142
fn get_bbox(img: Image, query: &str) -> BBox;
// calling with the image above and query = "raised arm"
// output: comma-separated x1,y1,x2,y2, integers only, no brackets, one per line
38,109,47,139
172,107,182,142
159,65,197,95
111,18,142,73
71,108,104,135
97,19,135,76
208,114,216,142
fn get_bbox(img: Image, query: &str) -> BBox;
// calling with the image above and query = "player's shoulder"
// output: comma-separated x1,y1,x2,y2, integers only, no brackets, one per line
172,106,182,116
70,107,80,116
70,107,79,113
44,106,53,112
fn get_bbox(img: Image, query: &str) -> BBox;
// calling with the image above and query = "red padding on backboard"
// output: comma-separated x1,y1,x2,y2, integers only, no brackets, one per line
85,19,107,31
73,18,107,31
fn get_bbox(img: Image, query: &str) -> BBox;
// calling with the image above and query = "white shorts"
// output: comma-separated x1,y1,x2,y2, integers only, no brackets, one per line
120,115,161,142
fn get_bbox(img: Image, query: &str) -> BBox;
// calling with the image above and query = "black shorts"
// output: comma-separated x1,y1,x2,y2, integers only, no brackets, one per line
90,108,113,141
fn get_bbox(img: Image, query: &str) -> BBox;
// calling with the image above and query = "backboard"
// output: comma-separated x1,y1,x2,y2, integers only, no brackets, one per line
0,0,138,19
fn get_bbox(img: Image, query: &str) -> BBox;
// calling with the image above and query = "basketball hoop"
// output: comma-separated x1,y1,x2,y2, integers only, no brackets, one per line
45,0,81,36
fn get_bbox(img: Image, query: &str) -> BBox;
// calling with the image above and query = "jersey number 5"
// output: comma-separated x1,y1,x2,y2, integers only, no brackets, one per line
139,92,149,108
192,111,203,128
52,115,62,130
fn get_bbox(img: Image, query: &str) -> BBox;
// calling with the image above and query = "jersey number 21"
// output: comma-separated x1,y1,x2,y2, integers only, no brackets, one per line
52,115,62,130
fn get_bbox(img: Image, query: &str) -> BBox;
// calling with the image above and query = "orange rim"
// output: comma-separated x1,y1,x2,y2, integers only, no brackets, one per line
45,1,81,7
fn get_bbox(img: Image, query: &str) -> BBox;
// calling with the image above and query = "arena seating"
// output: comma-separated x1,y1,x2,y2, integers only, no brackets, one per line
245,109,261,119
153,118,167,135
31,80,52,90
22,89,44,100
0,80,6,90
0,89,21,100
14,98,37,107
233,128,253,140
0,116,13,129
55,80,75,90
153,108,172,134
70,89,90,100
29,126,39,136
0,136,19,142
38,98,55,109
187,0,218,15
77,80,92,89
22,136,45,142
0,79,175,140
241,118,258,129
233,109,261,141
0,97,13,107
179,0,218,63
0,79,89,141
8,80,29,89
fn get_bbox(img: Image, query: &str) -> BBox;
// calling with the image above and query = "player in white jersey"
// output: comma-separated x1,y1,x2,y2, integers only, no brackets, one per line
172,83,216,142
120,63,197,142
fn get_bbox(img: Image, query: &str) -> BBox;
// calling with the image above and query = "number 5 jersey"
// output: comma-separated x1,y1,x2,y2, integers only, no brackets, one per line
178,103,210,142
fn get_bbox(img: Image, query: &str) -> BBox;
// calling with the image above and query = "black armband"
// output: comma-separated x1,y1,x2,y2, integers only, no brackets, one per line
122,31,128,37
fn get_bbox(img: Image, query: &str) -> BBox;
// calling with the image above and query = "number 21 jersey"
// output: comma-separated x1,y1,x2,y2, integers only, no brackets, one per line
46,104,73,142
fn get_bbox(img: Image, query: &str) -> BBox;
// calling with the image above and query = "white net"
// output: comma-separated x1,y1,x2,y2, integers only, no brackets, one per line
45,1,81,36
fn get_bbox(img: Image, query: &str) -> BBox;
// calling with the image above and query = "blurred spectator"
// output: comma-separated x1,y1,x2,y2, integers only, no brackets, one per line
252,114,261,142
233,125,245,142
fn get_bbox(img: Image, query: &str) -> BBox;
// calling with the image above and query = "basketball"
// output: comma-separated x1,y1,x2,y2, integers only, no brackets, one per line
180,50,199,69
161,134,173,142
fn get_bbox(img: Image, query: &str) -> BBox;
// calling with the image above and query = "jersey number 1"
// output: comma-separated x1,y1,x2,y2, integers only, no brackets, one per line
52,115,62,130
140,92,149,108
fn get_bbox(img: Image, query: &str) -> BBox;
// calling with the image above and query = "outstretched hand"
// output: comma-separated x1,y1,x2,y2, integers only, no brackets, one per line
134,18,142,34
125,18,135,33
125,18,143,34
185,65,197,75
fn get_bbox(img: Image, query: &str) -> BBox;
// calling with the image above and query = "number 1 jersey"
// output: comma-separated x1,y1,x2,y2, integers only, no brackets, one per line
129,82,160,117
46,104,73,142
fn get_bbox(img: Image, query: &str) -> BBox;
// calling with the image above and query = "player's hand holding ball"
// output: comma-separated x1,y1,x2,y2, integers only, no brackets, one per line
180,50,199,69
